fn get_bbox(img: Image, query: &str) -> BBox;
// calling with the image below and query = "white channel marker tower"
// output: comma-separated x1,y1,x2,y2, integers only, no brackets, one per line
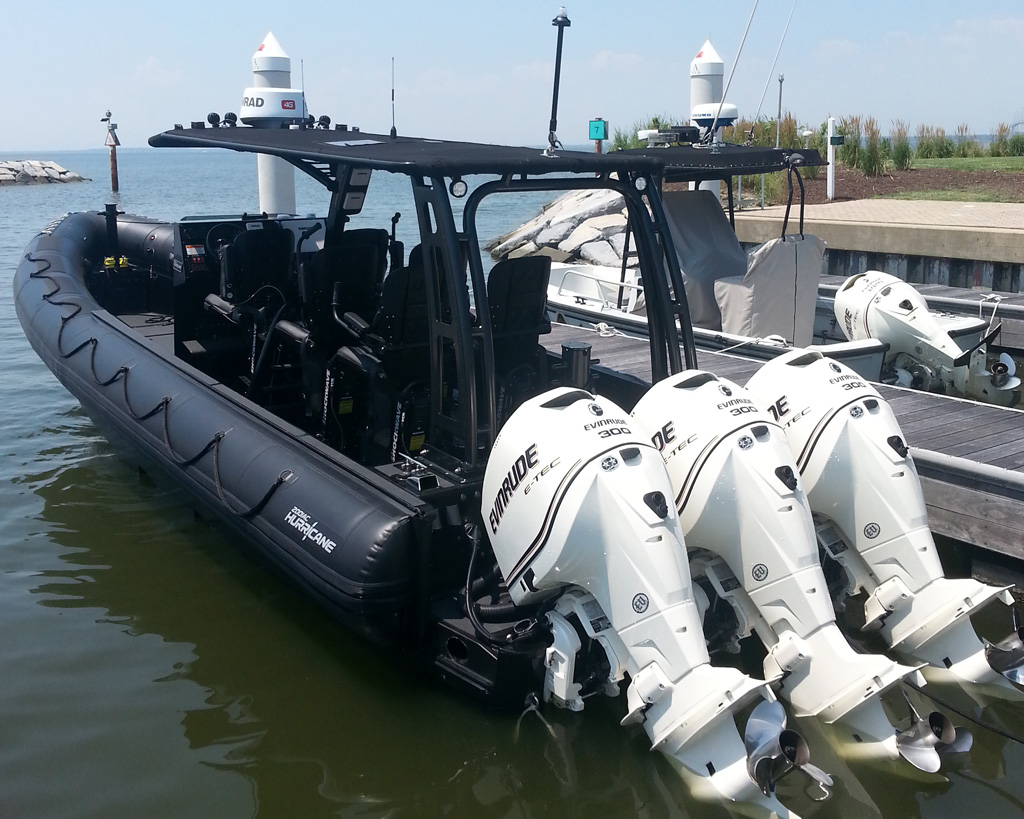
241,32,305,215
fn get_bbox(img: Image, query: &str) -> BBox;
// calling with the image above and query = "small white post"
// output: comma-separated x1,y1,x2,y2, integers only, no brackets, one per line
826,116,836,201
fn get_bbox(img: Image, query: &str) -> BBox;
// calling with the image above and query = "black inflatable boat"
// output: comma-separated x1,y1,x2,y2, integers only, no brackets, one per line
14,124,698,709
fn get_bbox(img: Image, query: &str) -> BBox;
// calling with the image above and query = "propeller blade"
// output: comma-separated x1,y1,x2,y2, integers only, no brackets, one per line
897,741,942,773
744,699,789,758
939,729,974,755
990,354,1021,389
985,610,1024,683
798,762,834,788
744,700,830,796
986,642,1024,684
896,708,954,772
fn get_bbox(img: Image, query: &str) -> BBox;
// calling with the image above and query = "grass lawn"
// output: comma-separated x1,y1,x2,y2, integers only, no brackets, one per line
913,156,1024,172
884,189,1013,202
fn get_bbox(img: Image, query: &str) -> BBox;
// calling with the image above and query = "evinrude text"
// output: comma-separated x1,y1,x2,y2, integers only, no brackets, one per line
488,444,540,534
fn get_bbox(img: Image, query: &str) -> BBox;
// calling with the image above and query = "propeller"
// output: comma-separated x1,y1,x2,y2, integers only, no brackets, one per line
990,352,1021,390
894,367,914,388
985,605,1024,684
744,699,833,796
895,692,971,772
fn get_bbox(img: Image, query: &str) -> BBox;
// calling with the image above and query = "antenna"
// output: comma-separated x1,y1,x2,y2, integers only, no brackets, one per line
545,7,571,156
749,0,798,142
390,57,397,138
301,58,308,122
704,0,758,145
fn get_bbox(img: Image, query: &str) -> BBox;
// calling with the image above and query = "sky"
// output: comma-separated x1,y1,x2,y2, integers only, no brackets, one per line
3,0,1023,152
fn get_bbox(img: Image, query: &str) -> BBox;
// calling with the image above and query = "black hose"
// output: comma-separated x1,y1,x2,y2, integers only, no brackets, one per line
464,528,506,647
474,599,520,623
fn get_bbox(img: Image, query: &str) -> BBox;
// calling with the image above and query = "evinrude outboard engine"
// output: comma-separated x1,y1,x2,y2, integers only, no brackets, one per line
483,388,818,813
834,271,1020,407
631,372,956,771
746,349,1024,695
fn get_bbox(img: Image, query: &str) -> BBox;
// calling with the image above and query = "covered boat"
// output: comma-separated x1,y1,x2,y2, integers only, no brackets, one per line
536,142,1014,404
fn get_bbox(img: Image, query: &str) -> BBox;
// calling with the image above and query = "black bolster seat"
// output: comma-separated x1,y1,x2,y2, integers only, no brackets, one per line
204,220,295,329
306,227,390,342
487,255,552,373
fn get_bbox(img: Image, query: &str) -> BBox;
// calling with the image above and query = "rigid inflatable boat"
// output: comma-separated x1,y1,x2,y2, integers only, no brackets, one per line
14,120,1024,817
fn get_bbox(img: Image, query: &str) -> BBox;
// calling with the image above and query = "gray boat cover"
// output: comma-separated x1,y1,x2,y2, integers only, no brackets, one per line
715,235,826,347
661,189,747,330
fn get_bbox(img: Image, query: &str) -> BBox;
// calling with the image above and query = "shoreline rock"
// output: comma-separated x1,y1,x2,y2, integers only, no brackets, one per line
0,160,89,186
488,188,634,268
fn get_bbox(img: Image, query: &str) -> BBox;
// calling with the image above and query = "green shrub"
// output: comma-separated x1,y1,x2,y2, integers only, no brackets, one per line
725,112,802,149
1009,134,1024,157
954,123,982,158
988,122,1011,157
891,119,913,170
915,124,954,159
859,117,886,176
611,115,683,151
732,172,786,207
837,115,861,168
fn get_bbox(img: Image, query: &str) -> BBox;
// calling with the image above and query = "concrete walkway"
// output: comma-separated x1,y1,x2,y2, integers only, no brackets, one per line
735,199,1024,264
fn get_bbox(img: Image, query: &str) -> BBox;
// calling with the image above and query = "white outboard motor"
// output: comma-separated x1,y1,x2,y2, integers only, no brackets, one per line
746,349,1024,694
484,388,818,813
631,372,957,771
834,271,1020,407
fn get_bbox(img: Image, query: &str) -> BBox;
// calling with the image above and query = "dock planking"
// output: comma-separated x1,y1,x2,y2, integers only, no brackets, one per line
544,322,1024,562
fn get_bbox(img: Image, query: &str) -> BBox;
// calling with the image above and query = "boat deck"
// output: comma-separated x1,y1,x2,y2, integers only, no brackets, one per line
118,312,175,355
122,308,1024,563
543,322,1024,562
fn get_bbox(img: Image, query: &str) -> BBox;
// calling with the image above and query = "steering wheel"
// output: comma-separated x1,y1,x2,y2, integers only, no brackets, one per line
204,222,244,267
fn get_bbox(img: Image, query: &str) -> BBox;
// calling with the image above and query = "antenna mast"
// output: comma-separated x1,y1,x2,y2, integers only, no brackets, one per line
546,7,571,156
391,57,397,138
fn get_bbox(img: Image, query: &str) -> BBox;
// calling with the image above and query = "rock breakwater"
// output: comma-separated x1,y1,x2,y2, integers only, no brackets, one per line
486,188,632,268
0,160,87,185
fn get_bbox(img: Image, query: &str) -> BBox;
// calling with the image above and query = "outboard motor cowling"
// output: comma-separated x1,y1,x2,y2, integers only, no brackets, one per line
632,371,935,768
834,271,1020,406
483,388,809,814
746,349,1024,695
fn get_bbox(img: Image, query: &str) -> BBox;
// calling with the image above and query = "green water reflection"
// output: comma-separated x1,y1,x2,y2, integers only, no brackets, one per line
8,432,1024,818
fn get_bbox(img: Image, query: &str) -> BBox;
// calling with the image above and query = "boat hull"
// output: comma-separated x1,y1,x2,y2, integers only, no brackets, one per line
15,213,440,650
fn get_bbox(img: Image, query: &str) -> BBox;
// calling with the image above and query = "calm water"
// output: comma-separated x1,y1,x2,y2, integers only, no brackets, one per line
4,148,1024,819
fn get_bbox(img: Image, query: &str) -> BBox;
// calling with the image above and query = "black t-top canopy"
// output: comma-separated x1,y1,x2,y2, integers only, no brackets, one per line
149,124,666,178
624,143,825,183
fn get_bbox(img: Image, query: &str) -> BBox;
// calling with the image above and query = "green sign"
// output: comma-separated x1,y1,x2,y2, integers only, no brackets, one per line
589,119,609,141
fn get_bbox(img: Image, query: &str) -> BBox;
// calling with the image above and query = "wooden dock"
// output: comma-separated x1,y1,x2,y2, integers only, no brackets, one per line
543,323,1024,562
